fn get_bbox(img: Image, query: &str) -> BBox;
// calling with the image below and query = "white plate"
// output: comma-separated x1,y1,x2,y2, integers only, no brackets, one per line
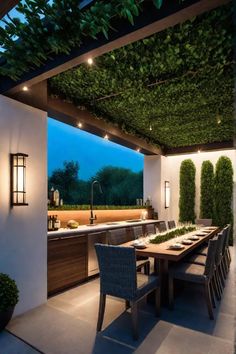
188,236,200,241
168,243,185,250
182,239,193,245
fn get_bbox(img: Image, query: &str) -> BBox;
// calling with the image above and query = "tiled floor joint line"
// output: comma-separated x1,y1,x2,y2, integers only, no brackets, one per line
6,329,44,354
101,334,136,350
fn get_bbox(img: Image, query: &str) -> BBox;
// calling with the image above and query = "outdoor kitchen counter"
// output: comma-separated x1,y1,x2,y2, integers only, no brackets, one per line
47,219,162,239
47,219,162,295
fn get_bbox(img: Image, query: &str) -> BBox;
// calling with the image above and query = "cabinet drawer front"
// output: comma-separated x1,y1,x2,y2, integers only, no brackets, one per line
48,236,87,294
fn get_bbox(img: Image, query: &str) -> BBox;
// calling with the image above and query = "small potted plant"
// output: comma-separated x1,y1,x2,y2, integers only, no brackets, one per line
0,273,19,331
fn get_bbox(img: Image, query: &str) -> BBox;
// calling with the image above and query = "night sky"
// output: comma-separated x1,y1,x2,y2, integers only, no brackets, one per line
48,118,144,180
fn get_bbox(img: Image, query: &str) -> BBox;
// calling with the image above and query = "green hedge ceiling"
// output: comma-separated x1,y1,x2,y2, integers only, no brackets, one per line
49,4,234,149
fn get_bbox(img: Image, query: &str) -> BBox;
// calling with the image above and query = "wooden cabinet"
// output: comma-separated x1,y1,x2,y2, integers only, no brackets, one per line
48,235,88,295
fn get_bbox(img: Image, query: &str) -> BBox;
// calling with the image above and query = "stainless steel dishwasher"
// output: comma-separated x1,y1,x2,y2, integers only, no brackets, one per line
88,231,107,276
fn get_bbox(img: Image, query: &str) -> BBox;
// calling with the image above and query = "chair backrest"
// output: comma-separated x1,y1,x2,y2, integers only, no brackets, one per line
204,238,218,278
158,221,167,233
107,228,131,245
132,225,143,239
195,219,212,226
223,224,231,249
168,220,176,229
214,232,225,266
95,244,137,300
221,225,230,255
145,223,156,235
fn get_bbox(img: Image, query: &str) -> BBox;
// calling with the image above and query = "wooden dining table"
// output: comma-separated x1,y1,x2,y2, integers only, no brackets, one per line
122,226,220,302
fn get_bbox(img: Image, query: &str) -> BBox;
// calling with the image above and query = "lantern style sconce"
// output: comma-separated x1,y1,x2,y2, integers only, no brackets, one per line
164,181,170,209
11,153,28,206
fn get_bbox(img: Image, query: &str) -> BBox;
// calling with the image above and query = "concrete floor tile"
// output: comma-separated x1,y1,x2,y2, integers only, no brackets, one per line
0,331,40,354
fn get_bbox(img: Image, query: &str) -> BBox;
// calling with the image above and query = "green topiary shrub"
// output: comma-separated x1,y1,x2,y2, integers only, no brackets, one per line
214,156,234,244
0,273,19,312
200,160,214,219
179,159,196,223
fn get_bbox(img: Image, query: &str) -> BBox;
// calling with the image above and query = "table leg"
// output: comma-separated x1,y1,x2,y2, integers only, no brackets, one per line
158,258,169,305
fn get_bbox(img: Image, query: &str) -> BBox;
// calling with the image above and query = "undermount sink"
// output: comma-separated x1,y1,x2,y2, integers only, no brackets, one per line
86,224,98,227
105,222,120,225
125,219,142,223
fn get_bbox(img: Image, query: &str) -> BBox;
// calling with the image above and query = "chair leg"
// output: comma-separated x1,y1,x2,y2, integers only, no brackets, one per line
168,275,174,310
222,255,228,275
144,261,150,275
212,274,221,300
209,281,216,308
155,287,161,317
221,259,227,279
130,301,138,340
204,282,214,320
218,264,225,288
227,247,231,263
216,270,223,295
154,259,158,274
97,293,106,332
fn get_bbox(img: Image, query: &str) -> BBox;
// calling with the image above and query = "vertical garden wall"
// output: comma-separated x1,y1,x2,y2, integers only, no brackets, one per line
200,160,214,219
214,156,234,243
179,159,196,223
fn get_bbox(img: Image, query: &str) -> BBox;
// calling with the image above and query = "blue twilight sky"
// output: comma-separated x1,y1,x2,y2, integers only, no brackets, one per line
48,118,144,180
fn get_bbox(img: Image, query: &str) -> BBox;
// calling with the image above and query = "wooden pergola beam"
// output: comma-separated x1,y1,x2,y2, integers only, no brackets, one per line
164,141,235,155
0,0,230,94
0,0,19,19
47,96,162,156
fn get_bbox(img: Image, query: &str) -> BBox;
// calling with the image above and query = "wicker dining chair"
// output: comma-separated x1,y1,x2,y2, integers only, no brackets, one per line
131,225,150,264
95,244,160,339
158,221,167,232
167,220,176,229
195,219,212,226
222,224,232,271
107,227,132,245
145,223,156,235
132,225,144,239
187,229,228,298
107,228,150,275
168,238,218,319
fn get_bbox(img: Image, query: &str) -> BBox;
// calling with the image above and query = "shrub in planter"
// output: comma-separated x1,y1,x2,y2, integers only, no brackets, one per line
179,159,196,223
214,156,234,245
0,273,19,331
200,160,214,219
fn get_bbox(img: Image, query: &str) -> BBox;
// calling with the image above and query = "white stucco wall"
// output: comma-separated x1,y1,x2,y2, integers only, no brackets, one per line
0,95,47,315
144,149,236,234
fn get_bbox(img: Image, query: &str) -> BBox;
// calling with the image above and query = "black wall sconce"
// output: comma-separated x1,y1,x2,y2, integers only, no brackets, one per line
164,181,170,209
11,153,28,206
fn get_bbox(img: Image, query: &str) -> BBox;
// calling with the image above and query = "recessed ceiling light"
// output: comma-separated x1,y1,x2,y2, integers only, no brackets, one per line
104,134,109,140
77,122,82,128
136,148,140,152
149,125,153,131
22,86,28,91
87,58,93,65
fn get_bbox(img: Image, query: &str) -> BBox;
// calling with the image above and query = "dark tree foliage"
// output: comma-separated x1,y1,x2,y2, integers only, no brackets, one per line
214,156,234,244
49,161,80,204
91,166,143,205
200,160,214,219
179,159,196,223
48,161,143,205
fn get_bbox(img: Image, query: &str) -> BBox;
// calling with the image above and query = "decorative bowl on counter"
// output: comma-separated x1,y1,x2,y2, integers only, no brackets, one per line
67,220,79,229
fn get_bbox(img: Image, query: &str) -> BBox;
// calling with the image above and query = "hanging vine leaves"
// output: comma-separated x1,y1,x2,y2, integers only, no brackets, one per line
0,0,166,80
49,4,234,148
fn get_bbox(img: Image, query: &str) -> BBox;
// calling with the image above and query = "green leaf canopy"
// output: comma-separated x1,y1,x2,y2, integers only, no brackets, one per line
49,4,234,149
